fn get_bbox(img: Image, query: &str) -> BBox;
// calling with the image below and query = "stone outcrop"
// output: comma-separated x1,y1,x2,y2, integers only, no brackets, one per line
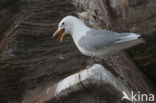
0,0,155,103
45,64,129,103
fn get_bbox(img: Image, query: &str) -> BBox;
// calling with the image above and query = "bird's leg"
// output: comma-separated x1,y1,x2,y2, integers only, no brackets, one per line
88,57,94,65
96,57,104,64
101,58,106,64
101,56,110,65
88,54,96,65
93,56,96,63
92,53,98,64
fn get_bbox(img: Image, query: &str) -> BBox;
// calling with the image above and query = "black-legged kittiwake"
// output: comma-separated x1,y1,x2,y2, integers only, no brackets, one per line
53,16,144,58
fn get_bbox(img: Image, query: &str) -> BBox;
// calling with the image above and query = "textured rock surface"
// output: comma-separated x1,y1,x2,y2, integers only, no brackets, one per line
0,0,90,103
0,0,20,40
0,0,155,103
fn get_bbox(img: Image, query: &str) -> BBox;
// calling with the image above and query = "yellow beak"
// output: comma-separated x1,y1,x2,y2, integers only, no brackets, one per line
53,28,65,42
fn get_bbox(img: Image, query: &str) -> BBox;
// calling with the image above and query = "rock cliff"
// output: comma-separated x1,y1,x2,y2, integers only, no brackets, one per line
0,0,155,103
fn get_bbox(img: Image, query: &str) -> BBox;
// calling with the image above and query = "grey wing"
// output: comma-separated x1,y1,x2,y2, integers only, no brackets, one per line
78,29,129,51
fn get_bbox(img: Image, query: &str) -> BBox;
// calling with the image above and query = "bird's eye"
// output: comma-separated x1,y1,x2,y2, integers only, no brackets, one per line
62,22,65,25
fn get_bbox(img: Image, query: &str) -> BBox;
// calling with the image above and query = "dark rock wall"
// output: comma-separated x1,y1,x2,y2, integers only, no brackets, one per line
0,0,155,103
0,0,90,103
0,0,20,40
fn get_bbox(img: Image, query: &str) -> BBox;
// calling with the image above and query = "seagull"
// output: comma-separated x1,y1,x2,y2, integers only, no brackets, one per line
53,16,144,58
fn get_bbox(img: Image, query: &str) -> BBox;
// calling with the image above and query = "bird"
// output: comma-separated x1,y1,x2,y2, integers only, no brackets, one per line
53,16,144,58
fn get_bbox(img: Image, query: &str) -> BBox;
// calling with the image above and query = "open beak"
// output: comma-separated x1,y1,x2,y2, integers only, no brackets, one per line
53,28,65,42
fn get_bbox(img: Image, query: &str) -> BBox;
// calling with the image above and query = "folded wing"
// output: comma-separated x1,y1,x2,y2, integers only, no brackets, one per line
78,29,141,51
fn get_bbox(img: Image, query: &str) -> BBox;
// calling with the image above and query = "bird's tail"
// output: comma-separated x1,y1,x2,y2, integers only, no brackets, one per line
115,33,145,44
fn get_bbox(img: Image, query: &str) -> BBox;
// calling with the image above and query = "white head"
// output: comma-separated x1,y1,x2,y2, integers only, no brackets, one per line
53,16,86,42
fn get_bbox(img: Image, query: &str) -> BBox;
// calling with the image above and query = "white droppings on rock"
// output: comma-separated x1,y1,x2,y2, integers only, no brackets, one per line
58,54,64,60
